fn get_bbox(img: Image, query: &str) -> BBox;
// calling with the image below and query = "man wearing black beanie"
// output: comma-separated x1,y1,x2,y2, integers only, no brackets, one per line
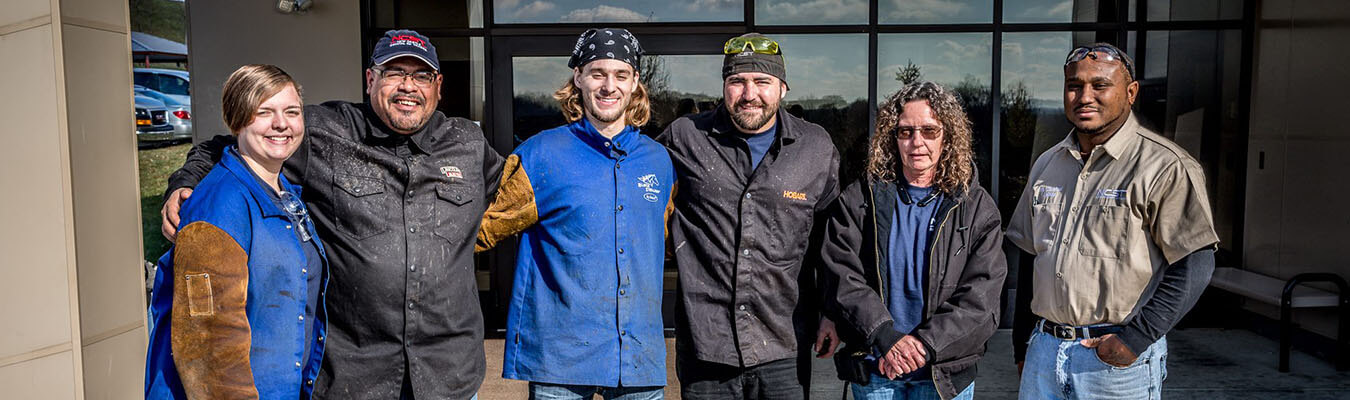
658,33,842,400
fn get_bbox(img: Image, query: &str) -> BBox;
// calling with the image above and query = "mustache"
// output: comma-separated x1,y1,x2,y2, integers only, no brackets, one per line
733,98,766,110
391,93,425,103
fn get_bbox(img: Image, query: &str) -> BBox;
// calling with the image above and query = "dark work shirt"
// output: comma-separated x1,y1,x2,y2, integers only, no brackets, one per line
883,184,939,381
657,106,840,367
166,101,504,400
735,120,777,172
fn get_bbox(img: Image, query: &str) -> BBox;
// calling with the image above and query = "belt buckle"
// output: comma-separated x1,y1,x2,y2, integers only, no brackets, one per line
1054,325,1076,340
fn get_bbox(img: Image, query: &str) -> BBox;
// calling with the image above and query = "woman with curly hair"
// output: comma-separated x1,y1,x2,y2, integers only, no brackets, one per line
819,81,1007,400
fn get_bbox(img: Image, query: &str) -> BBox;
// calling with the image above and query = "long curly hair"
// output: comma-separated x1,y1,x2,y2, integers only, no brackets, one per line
867,81,974,195
553,75,651,127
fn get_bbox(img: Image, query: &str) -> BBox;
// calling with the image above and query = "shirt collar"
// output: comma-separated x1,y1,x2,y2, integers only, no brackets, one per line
220,146,294,219
568,117,638,159
361,102,437,154
1056,112,1141,161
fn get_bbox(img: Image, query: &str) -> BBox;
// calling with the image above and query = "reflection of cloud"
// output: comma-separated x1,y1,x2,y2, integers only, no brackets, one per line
513,57,569,96
511,1,556,19
560,5,650,22
784,54,867,102
885,0,968,22
498,0,521,8
1002,42,1024,59
759,0,866,24
1014,0,1072,20
1047,1,1073,17
686,0,739,12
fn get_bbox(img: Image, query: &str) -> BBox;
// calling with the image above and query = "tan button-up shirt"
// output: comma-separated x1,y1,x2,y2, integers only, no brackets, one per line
1006,114,1219,326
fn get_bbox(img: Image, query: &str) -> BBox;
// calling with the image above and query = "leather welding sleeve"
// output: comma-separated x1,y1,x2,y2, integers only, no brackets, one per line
476,154,539,252
170,221,258,400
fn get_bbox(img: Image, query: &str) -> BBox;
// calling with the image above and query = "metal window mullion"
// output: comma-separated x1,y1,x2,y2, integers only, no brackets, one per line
991,0,1004,201
867,0,879,138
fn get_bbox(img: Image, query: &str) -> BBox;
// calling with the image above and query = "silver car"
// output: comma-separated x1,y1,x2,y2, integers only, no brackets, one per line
134,92,184,142
135,85,192,140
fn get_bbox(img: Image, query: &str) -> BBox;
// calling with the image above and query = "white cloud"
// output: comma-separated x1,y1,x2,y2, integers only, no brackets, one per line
758,0,867,24
1046,1,1073,18
498,0,521,9
511,1,557,19
885,0,969,22
685,0,740,12
559,5,651,23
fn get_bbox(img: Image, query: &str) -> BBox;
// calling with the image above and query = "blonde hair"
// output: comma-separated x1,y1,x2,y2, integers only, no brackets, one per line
552,75,651,127
221,64,302,134
867,81,974,195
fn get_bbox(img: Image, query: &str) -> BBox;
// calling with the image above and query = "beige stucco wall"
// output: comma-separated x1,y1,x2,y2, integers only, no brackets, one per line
186,0,363,141
1245,0,1350,338
0,0,147,398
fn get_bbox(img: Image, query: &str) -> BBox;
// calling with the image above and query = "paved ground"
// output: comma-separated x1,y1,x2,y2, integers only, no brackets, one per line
479,328,1350,399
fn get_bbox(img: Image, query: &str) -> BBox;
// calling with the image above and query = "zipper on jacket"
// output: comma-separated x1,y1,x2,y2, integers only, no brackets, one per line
926,201,960,400
867,183,886,306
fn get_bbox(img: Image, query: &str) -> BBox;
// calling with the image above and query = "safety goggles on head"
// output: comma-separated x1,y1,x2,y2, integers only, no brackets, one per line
723,36,781,56
1065,45,1135,81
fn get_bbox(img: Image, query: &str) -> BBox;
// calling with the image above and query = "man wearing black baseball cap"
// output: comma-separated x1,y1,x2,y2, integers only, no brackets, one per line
658,33,841,399
160,29,503,399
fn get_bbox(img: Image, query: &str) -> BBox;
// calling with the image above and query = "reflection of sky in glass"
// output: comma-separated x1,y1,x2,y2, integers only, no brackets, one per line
513,57,569,99
876,33,991,99
1003,0,1078,23
880,0,992,24
756,0,867,25
493,0,743,23
1001,32,1072,104
774,34,869,102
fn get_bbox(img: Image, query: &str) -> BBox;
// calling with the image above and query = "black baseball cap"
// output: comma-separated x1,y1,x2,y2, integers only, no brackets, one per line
370,29,440,72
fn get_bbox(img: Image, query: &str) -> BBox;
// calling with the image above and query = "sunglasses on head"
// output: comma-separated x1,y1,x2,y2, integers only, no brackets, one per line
723,36,781,56
1065,45,1135,81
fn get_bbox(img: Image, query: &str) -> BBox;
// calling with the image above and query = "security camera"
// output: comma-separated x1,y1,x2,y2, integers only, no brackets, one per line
277,0,313,13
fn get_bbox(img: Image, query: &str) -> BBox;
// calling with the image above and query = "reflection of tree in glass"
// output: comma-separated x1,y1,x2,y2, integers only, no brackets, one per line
641,55,720,137
896,60,922,86
999,80,1036,219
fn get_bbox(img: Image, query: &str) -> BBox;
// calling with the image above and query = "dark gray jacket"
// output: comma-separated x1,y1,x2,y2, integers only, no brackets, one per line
820,175,1006,399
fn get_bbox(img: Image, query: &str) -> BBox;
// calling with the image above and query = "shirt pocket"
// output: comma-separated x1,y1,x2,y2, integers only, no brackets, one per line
1029,185,1065,253
433,183,475,244
764,194,814,266
1078,200,1130,259
332,173,389,240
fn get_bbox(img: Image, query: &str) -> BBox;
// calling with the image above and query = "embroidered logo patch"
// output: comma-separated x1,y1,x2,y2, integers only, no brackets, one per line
1096,188,1128,200
782,190,808,201
638,174,661,202
440,166,463,179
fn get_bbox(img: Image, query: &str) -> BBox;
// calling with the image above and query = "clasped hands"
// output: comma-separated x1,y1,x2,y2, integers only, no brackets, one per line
877,335,927,378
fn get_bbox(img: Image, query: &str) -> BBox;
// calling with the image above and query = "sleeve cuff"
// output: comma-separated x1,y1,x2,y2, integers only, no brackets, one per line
867,320,904,355
1116,324,1156,357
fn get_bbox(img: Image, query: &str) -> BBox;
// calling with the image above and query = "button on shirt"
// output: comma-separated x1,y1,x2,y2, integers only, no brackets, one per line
477,119,675,387
658,107,840,367
1006,114,1219,326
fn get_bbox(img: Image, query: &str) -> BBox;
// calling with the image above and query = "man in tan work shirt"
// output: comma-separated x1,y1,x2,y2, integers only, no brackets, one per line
1006,43,1219,400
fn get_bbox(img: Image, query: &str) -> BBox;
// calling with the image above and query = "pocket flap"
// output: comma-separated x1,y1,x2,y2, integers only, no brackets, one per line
437,184,473,206
335,174,385,197
184,273,214,316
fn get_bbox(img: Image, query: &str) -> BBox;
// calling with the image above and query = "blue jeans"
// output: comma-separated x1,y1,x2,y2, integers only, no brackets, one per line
851,374,974,400
1018,328,1168,400
528,382,663,400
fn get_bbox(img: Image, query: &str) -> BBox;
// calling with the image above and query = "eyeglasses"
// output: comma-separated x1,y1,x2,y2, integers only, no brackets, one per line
896,125,943,140
1065,45,1135,81
723,36,781,56
373,67,438,87
279,191,313,242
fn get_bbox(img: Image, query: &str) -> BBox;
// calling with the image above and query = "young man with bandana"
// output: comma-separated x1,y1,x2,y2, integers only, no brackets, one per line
658,33,841,400
476,28,675,400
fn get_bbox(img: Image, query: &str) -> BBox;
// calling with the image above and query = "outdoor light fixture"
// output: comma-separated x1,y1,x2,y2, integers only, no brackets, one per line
276,0,313,14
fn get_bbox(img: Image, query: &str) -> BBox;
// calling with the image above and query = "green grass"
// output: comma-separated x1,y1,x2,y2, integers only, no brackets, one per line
139,143,190,262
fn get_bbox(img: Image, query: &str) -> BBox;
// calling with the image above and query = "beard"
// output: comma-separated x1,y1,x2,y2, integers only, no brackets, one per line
382,93,432,133
729,98,779,132
584,94,628,124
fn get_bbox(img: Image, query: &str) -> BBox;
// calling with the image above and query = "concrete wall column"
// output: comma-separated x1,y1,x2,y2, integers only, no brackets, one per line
0,0,147,398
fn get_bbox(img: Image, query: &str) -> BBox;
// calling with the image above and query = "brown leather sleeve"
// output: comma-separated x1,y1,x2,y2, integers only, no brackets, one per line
476,154,539,252
664,182,678,239
170,221,258,400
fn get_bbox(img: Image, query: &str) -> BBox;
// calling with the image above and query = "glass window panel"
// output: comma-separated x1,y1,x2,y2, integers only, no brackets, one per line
430,37,487,121
876,33,994,189
881,0,992,24
370,0,482,29
493,0,743,24
757,0,867,25
511,56,570,144
997,32,1106,219
771,34,870,185
1147,0,1242,21
1003,0,1108,23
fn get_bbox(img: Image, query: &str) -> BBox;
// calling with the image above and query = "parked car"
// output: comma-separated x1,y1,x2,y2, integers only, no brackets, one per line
134,93,181,142
133,68,190,105
135,85,192,139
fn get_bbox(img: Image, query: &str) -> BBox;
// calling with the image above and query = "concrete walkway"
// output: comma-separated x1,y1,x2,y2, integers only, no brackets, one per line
479,328,1350,399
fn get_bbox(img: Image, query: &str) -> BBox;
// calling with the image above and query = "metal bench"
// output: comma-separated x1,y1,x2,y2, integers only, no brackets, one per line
1208,267,1348,371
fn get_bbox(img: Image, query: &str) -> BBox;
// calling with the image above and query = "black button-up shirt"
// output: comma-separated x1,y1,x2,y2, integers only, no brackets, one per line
167,101,503,399
657,106,840,367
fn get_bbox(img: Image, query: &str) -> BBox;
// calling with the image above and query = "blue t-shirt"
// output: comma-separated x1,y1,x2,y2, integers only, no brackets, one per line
884,183,941,380
736,120,777,172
